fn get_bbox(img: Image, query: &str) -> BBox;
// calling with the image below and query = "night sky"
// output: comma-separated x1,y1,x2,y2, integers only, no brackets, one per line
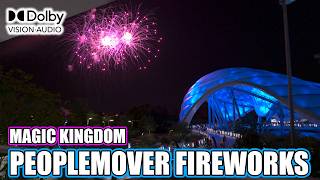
0,0,320,115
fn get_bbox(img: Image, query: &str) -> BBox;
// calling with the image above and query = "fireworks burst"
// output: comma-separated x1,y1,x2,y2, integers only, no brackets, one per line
65,4,162,72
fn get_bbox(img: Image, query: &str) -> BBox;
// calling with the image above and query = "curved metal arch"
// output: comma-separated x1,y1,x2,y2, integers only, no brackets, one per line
180,69,320,125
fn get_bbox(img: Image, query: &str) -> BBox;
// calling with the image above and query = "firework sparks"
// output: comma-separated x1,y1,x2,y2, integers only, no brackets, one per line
65,4,162,72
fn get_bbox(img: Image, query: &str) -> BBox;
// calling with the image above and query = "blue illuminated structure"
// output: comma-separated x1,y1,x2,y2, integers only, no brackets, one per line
179,68,320,130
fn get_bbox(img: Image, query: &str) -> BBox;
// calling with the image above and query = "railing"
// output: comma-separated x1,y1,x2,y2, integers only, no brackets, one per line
191,124,242,139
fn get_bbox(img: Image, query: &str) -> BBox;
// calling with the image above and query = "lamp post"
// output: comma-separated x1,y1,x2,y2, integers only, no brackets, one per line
87,117,92,126
108,119,114,126
128,120,134,126
280,0,295,146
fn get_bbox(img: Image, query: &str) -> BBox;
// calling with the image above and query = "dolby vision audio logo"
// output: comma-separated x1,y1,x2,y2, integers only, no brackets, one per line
7,9,25,22
5,7,67,35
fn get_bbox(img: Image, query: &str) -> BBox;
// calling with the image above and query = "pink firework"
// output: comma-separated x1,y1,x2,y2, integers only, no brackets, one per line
65,4,162,72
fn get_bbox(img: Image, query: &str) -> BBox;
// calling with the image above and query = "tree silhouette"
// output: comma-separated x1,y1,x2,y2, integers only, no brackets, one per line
0,68,64,143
